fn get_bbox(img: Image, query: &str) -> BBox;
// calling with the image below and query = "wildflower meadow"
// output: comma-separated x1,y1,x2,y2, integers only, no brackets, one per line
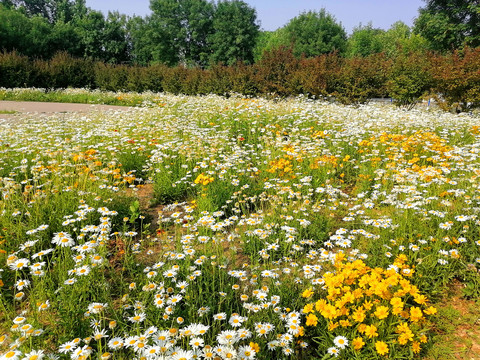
1,91,480,360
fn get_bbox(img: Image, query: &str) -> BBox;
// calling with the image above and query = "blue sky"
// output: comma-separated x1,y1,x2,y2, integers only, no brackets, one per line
85,0,425,34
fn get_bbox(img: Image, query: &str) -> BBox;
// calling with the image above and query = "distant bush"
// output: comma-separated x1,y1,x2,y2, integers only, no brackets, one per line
0,48,479,111
332,53,392,105
0,51,32,88
94,63,129,91
48,52,95,89
254,46,300,97
430,47,480,112
386,51,433,109
292,54,337,98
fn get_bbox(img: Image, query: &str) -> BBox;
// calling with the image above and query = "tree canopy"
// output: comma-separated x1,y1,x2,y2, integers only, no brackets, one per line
346,23,384,57
253,9,347,60
414,0,480,51
0,0,478,66
209,0,259,65
149,0,214,67
284,9,347,57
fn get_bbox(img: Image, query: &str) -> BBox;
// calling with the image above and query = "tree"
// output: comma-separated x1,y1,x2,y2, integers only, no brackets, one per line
346,23,384,57
253,28,290,62
149,0,214,67
378,21,429,57
74,9,105,60
1,0,87,22
0,0,15,8
127,15,155,65
4,0,56,22
54,0,87,23
414,0,480,51
208,0,259,65
102,11,130,63
283,9,347,57
0,4,36,53
48,19,83,57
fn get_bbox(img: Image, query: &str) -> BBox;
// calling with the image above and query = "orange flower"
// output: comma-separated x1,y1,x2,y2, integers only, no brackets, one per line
352,308,366,323
249,342,260,353
303,303,314,314
320,304,338,319
315,299,327,312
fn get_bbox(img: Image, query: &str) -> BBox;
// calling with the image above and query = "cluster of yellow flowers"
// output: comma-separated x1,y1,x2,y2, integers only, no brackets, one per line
266,157,293,175
193,173,214,186
309,155,338,170
302,253,436,357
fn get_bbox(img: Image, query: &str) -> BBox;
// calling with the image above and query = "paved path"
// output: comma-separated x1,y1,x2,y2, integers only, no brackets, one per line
0,100,131,115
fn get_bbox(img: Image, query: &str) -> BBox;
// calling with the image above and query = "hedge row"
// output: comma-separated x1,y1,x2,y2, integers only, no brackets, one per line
1,47,479,111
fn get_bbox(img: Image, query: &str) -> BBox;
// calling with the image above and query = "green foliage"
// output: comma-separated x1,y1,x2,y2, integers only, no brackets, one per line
252,28,290,62
0,51,32,87
149,0,214,67
209,0,259,65
125,16,148,65
0,4,52,57
47,20,83,57
99,11,130,64
414,0,480,51
386,51,433,109
253,9,347,62
47,51,95,88
6,0,57,22
284,9,347,58
0,1,130,62
94,62,129,91
346,21,431,59
379,21,430,57
346,23,384,57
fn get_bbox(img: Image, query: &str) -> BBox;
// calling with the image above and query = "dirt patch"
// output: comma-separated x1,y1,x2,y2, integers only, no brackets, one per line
445,284,480,360
131,184,163,230
426,280,480,360
0,100,130,119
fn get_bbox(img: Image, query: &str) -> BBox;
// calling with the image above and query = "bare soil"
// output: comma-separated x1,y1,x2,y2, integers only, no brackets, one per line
0,100,130,118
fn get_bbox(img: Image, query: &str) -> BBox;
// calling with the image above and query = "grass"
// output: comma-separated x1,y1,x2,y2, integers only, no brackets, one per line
0,110,17,114
0,88,479,359
0,87,166,107
424,283,480,360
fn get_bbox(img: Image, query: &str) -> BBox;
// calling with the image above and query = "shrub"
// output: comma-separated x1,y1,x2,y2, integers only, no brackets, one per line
142,64,167,93
331,53,391,105
292,54,339,99
254,46,300,97
162,66,189,95
386,51,433,109
94,63,129,91
47,52,95,89
227,61,259,97
1,47,479,113
430,47,480,112
0,51,31,88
